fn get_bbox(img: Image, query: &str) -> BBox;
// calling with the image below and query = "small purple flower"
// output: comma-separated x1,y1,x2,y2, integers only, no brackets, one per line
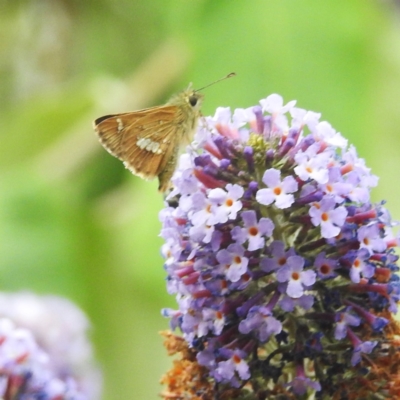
347,328,377,366
351,340,377,366
189,191,215,226
256,168,298,209
294,144,331,184
232,210,274,251
207,183,244,224
214,349,250,384
199,308,225,336
348,248,375,283
276,256,316,298
319,167,353,204
309,197,348,238
238,305,282,342
314,252,337,279
260,93,296,115
357,224,387,255
260,94,296,131
260,240,296,272
314,120,347,149
279,293,314,312
216,243,249,282
196,347,217,369
261,241,296,273
334,308,361,340
288,362,321,395
189,222,214,244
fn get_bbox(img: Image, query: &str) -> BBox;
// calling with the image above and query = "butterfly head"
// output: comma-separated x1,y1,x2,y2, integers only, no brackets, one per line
186,90,204,110
168,85,204,113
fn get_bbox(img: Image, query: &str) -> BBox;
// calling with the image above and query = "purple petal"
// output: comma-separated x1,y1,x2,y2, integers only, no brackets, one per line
330,206,348,227
231,226,246,244
258,218,275,236
282,175,298,193
262,168,281,187
276,265,291,283
287,279,304,298
241,210,257,227
287,255,304,271
256,188,274,206
274,193,295,209
301,269,317,286
217,249,232,265
227,183,245,200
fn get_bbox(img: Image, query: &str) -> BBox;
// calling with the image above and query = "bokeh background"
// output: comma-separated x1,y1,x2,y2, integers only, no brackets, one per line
1,1,400,399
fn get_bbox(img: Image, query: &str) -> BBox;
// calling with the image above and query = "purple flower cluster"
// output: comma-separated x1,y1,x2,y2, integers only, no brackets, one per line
160,94,400,398
0,292,101,400
0,318,86,400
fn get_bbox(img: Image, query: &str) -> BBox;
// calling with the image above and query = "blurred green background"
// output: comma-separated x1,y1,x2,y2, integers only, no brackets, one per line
1,1,400,399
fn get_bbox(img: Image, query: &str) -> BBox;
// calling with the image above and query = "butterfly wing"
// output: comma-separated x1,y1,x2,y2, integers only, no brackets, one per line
120,106,184,180
93,107,155,159
94,105,185,182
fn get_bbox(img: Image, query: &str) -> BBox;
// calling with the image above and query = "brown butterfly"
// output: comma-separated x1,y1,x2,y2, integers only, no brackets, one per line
93,73,235,192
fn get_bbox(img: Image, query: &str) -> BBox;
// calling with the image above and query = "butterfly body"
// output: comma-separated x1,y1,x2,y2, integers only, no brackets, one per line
93,88,204,192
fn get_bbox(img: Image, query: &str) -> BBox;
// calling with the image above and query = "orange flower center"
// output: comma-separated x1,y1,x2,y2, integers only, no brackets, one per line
291,272,300,281
225,199,233,207
249,227,258,236
273,187,282,196
233,354,241,364
320,264,330,274
278,257,287,266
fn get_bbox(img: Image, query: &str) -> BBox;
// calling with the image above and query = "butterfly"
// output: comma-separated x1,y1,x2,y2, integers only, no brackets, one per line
93,73,235,192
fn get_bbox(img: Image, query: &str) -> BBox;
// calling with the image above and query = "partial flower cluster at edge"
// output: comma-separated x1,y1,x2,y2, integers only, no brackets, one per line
0,292,101,400
159,94,400,400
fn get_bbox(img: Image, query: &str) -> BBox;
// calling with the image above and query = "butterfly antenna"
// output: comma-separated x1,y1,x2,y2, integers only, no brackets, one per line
195,72,236,92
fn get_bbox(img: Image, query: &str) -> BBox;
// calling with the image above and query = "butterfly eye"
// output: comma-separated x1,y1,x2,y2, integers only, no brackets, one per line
189,95,198,107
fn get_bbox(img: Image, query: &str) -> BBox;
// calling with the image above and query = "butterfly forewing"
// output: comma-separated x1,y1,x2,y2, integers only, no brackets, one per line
121,106,183,179
94,105,185,182
94,112,137,159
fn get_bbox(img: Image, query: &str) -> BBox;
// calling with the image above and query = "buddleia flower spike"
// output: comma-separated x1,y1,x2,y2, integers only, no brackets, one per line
159,94,400,400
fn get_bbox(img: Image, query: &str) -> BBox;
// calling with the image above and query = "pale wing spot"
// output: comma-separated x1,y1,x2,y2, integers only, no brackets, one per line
145,141,154,152
137,138,151,149
146,140,161,153
116,118,124,132
151,142,160,153
143,138,151,148
137,137,161,153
